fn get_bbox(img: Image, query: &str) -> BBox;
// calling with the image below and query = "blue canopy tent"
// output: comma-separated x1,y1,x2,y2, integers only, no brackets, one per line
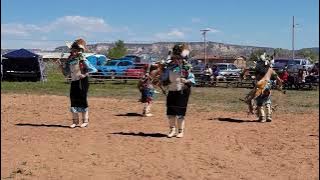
2,49,47,81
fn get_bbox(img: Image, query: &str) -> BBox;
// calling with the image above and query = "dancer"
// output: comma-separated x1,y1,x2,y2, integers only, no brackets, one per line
163,44,195,138
58,38,97,128
137,64,156,117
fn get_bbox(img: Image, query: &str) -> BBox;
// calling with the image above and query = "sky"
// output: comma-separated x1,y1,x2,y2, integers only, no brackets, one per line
1,0,319,50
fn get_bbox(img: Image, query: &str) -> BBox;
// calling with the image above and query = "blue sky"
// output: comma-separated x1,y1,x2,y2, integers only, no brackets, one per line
1,0,319,50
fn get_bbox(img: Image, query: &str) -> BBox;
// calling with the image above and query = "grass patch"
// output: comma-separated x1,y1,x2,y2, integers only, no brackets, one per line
1,63,319,114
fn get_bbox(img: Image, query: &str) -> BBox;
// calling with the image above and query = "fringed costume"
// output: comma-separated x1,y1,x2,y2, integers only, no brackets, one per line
162,44,195,138
138,72,155,117
61,39,97,128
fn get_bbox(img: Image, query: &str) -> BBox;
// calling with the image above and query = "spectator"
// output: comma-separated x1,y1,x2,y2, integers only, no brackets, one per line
279,69,289,83
202,64,212,82
310,65,319,76
211,64,220,82
298,68,308,83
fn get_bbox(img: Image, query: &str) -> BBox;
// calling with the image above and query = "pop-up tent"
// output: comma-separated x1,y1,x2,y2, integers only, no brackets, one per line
2,49,46,81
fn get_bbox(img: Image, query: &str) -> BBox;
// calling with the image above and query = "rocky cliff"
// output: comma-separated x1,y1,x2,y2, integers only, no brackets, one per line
54,41,275,58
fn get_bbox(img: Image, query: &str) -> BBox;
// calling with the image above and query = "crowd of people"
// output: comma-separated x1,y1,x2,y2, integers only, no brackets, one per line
278,65,319,89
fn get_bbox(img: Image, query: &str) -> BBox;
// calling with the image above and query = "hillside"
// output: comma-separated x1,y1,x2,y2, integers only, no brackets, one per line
2,42,318,60
53,41,274,59
54,41,318,60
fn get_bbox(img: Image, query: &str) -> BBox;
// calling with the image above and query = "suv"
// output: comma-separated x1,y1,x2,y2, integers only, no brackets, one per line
287,58,313,73
215,63,242,81
272,59,290,71
92,59,135,78
215,63,242,76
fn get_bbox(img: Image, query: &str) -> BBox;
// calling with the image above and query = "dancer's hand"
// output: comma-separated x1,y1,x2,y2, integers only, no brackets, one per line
79,74,86,79
180,78,189,83
55,59,62,66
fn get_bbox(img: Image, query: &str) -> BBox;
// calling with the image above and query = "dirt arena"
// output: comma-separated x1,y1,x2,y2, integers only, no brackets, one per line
1,94,319,180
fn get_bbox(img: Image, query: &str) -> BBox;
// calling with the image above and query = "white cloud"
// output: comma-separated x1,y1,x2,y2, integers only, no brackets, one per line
48,16,112,34
155,29,185,40
167,29,184,37
1,16,114,38
1,23,43,36
201,27,220,33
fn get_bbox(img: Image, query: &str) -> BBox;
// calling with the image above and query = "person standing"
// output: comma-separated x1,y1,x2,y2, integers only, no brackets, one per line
58,38,97,128
163,44,195,138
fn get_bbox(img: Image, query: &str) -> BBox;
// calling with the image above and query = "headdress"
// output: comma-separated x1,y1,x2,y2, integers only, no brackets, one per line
258,52,272,66
172,43,190,58
66,38,87,52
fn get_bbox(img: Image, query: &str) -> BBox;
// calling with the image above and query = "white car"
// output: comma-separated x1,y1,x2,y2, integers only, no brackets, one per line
287,58,314,73
215,63,242,76
215,63,242,81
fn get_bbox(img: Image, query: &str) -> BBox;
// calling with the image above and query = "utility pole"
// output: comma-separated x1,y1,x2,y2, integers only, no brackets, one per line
200,29,210,64
292,16,295,60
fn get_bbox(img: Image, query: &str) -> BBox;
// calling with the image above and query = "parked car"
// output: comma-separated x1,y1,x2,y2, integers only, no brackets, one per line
85,54,108,68
272,58,314,73
287,58,313,73
91,59,135,79
124,63,148,79
124,55,141,63
214,63,242,81
272,59,290,71
215,63,242,76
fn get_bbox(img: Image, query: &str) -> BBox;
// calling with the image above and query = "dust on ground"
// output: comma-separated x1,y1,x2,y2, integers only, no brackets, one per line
1,94,319,180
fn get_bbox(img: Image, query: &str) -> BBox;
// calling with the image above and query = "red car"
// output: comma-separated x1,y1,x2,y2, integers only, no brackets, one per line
124,63,148,79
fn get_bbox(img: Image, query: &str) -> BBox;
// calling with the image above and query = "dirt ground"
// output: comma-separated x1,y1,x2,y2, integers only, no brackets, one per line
1,93,319,180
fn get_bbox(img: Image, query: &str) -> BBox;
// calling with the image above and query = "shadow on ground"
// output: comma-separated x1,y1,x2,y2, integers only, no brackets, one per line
209,117,259,123
111,132,167,138
15,123,70,128
115,113,143,117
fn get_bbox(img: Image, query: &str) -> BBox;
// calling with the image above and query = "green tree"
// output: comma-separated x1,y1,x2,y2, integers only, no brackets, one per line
296,49,319,63
107,40,127,59
273,48,282,58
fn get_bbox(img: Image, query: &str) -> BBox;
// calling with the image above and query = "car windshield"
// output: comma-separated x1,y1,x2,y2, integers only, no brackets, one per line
134,64,147,69
274,59,289,64
288,60,300,65
105,61,118,66
229,64,238,69
217,64,227,70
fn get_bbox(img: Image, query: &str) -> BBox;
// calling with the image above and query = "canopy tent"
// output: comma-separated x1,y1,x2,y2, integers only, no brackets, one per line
2,49,47,81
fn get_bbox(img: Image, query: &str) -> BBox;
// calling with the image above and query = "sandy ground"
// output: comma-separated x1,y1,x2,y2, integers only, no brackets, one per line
1,93,319,180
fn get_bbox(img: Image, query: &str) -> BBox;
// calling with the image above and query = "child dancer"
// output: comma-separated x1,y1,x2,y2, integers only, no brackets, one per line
58,38,97,128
